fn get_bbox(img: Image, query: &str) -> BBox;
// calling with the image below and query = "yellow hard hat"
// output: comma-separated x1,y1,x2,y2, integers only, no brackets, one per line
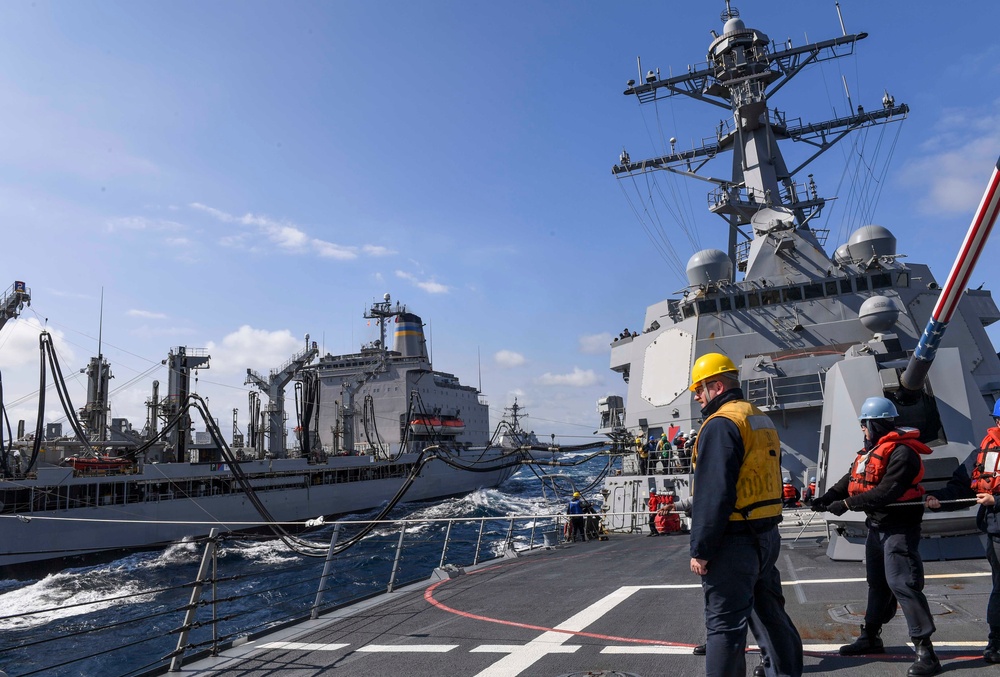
573,491,581,498
689,352,738,391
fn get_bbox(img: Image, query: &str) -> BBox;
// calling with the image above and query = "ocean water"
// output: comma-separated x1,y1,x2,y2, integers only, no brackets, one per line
0,455,611,676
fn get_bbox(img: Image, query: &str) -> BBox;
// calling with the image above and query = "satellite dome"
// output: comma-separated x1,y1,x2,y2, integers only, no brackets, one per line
847,225,896,262
723,17,745,34
686,249,733,287
859,295,900,333
834,243,852,265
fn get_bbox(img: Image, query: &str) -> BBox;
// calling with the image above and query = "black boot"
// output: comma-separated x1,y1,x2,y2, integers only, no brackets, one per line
907,636,941,677
839,624,884,656
984,639,1000,664
692,643,706,655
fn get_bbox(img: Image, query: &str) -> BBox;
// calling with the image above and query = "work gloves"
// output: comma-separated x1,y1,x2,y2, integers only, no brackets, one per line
810,495,850,515
810,495,832,512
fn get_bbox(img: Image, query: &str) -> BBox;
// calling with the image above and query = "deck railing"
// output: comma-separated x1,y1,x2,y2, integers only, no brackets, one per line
0,510,645,676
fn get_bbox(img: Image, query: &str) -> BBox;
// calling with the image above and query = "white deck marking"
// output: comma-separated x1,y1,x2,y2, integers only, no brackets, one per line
602,646,701,655
470,586,639,677
356,644,458,652
258,642,349,651
472,644,579,653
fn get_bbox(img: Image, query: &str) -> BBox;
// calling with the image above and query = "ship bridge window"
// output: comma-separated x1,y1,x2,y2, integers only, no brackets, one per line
856,276,869,291
871,273,892,289
748,292,761,308
719,296,732,311
804,283,824,299
782,287,803,302
896,271,910,287
682,303,695,319
761,290,781,305
825,281,838,296
734,294,746,310
697,299,717,314
840,279,852,294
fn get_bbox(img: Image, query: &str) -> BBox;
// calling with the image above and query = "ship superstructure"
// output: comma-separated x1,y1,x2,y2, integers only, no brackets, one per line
600,3,1000,559
310,294,489,457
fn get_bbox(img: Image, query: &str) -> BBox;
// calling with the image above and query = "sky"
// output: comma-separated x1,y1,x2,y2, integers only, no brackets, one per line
0,0,999,448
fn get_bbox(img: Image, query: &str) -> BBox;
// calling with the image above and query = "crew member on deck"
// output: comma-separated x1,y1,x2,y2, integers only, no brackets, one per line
812,396,940,676
687,352,802,677
567,491,587,542
782,479,800,508
925,399,1000,664
647,489,663,536
802,477,816,505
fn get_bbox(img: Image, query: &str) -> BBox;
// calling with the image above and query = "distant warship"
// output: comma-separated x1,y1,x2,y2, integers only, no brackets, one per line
598,2,1000,560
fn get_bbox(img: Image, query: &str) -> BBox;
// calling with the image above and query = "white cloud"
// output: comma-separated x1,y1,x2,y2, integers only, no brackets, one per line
495,350,526,367
127,309,167,320
579,332,613,355
395,270,449,294
536,367,599,387
191,202,390,262
902,105,1000,215
105,216,186,232
0,318,75,369
203,325,305,376
314,240,359,260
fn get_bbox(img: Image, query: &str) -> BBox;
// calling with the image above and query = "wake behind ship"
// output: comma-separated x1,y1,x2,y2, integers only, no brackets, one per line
0,293,518,569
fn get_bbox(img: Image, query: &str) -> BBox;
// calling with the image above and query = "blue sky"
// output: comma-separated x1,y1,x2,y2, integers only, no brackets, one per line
1,0,999,445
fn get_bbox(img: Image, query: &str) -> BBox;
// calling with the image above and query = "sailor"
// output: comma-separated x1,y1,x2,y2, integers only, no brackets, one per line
647,488,662,536
567,491,587,542
924,399,1000,664
636,434,649,475
687,352,803,677
781,479,800,508
12,449,22,475
802,477,816,505
811,396,940,676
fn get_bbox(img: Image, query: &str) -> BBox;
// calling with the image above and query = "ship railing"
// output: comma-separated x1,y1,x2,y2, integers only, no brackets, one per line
1,510,655,675
743,372,826,411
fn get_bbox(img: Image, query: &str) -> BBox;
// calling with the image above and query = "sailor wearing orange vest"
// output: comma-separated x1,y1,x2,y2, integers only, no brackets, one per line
646,489,664,536
802,477,816,505
811,396,940,676
781,479,800,508
924,399,1000,664
688,353,802,677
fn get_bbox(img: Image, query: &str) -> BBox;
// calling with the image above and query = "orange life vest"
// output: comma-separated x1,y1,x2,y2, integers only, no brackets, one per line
808,481,816,494
847,427,930,501
782,484,797,499
971,427,1000,494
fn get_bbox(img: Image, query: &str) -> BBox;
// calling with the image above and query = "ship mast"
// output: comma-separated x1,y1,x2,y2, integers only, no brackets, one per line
614,3,908,277
340,294,403,454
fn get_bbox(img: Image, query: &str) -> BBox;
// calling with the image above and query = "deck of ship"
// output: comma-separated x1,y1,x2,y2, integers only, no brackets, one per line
175,515,997,676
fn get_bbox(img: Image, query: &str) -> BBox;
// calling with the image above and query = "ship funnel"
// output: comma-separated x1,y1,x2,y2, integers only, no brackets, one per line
394,312,428,359
686,249,733,287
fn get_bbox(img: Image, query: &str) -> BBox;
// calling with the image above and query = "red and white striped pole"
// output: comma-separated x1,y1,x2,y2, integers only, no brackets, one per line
901,156,1000,391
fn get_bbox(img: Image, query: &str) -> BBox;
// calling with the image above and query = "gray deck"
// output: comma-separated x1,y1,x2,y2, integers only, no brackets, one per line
177,516,997,676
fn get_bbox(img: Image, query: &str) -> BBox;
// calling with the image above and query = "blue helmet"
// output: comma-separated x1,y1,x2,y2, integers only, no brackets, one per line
992,400,1000,418
858,396,898,421
810,476,816,482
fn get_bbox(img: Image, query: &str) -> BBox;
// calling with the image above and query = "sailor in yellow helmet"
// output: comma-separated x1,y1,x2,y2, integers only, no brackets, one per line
687,352,803,677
